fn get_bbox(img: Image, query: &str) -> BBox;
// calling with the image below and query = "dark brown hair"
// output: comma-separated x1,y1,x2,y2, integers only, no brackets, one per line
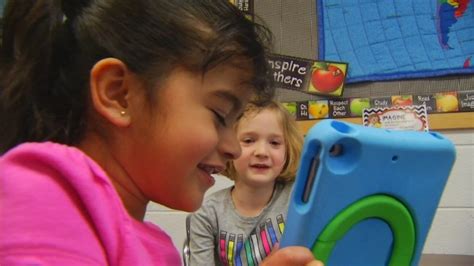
0,0,274,154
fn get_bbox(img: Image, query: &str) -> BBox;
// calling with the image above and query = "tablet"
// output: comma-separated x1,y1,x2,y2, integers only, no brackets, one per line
280,119,456,266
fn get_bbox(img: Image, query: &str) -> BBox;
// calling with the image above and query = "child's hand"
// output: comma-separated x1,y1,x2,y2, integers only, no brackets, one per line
261,244,324,266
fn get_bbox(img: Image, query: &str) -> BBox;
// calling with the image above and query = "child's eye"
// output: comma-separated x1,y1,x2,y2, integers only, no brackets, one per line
212,110,227,127
241,138,254,144
270,140,282,146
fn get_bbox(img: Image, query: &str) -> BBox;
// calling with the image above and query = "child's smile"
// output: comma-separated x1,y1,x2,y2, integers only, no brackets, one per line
122,62,254,212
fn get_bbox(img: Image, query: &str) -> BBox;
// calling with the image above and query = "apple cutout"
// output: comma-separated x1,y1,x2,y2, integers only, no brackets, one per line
350,98,371,116
311,62,345,93
309,101,329,119
392,96,413,106
436,94,458,112
282,102,297,116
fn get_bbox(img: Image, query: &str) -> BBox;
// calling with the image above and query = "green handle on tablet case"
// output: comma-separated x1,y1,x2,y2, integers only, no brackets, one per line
312,195,416,266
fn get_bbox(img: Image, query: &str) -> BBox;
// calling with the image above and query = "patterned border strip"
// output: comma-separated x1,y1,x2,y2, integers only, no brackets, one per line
282,90,474,121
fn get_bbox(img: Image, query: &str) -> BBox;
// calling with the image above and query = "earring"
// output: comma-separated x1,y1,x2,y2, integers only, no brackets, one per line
120,110,126,116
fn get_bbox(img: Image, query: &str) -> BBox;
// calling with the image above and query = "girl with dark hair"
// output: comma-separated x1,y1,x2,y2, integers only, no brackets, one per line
0,0,321,265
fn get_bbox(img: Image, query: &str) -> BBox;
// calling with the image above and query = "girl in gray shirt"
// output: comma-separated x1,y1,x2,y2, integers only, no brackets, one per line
190,101,304,265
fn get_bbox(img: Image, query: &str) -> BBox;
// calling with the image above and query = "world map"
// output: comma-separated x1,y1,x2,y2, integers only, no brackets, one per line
437,0,471,50
318,0,474,83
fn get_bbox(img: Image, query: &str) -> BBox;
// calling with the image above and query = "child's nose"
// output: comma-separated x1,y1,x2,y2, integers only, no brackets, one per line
254,142,269,157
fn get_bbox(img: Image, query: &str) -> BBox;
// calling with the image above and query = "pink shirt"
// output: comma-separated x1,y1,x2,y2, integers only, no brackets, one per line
0,142,181,265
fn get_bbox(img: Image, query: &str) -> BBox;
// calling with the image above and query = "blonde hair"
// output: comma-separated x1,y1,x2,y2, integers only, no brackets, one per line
223,100,304,183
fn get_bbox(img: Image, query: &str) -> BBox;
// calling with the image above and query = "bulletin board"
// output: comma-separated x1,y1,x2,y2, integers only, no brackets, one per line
249,0,474,132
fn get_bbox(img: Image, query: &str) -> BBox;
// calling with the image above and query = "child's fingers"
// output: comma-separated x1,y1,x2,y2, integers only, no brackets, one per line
262,246,323,266
306,260,324,266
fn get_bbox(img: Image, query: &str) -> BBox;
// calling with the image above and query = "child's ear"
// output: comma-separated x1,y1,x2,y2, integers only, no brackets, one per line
89,58,133,127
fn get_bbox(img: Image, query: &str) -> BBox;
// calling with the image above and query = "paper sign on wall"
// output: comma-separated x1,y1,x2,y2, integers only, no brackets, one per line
363,105,429,131
268,54,348,97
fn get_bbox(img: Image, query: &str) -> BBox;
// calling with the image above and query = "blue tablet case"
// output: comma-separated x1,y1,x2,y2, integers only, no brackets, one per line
280,119,456,266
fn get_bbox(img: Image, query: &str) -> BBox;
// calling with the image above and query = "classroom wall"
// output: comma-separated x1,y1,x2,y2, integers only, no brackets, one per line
145,129,474,256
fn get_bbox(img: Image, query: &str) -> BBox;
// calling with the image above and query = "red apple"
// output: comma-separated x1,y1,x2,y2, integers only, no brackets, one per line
311,64,344,93
392,96,413,106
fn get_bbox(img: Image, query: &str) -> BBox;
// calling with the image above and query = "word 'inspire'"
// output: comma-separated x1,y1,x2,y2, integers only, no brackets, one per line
268,56,309,89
